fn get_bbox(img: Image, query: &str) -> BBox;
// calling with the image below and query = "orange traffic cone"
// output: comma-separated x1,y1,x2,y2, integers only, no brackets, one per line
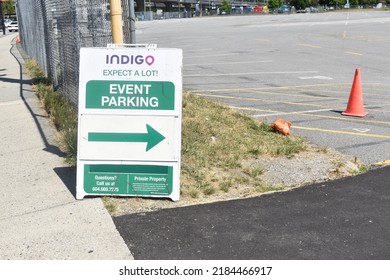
342,68,368,117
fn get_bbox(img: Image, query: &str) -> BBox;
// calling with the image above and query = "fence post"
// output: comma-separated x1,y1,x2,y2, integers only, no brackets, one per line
109,0,123,44
0,3,5,35
129,0,136,44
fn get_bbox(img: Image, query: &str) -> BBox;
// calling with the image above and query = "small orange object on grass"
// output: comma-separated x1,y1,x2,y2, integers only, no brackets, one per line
271,119,292,136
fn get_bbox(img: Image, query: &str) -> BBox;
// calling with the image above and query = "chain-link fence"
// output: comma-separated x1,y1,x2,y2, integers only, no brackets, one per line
16,0,132,106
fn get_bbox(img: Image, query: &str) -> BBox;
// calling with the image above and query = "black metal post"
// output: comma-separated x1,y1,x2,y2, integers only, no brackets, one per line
0,2,6,35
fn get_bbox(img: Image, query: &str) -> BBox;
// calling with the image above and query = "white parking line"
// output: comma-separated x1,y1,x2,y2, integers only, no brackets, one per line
299,76,333,80
253,108,332,117
184,70,319,77
186,60,272,67
185,53,233,59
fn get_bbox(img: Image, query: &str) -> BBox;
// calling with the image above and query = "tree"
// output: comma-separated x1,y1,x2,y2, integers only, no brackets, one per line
2,1,15,16
318,0,330,7
219,0,232,13
360,0,378,6
290,0,309,9
329,0,344,8
349,0,359,7
267,0,283,9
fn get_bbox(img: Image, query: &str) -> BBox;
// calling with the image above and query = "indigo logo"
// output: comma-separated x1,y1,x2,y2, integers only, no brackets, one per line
106,54,155,66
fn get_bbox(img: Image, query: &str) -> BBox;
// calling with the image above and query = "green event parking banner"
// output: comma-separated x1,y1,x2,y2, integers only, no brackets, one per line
76,46,182,201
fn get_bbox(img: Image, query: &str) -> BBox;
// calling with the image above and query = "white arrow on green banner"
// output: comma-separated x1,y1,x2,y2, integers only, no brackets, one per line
88,124,165,151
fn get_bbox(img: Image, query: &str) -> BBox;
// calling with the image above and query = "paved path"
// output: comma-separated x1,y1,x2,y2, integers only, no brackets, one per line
114,165,390,259
0,34,132,259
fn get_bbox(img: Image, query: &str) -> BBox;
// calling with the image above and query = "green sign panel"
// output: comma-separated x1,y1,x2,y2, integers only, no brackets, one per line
84,164,173,196
86,80,175,110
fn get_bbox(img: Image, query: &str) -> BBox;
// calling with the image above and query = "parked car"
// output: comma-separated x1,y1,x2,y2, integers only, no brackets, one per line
278,5,289,13
1,18,12,27
253,5,264,13
8,21,18,32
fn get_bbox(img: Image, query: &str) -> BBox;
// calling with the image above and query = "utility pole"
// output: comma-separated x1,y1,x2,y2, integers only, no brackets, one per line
109,0,123,44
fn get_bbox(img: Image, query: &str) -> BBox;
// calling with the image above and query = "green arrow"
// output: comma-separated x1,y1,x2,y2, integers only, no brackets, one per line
88,124,165,151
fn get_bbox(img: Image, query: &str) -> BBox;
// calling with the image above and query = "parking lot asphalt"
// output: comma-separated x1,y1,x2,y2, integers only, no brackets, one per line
114,164,390,260
136,11,390,165
111,12,390,260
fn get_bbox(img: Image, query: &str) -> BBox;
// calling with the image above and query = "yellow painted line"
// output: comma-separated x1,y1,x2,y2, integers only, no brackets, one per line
345,51,363,56
293,125,390,139
274,83,390,90
188,83,390,94
296,88,387,98
249,88,389,100
364,88,390,92
246,107,390,124
365,108,390,113
299,113,390,125
256,39,271,42
187,83,352,93
261,83,350,90
230,106,278,113
246,89,344,100
299,43,321,49
201,93,329,108
254,108,333,117
376,160,390,165
201,94,267,102
245,90,386,106
226,103,390,126
348,36,390,42
201,93,390,116
225,88,390,109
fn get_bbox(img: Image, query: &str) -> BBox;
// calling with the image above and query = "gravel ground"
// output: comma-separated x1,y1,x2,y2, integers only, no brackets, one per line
248,147,361,188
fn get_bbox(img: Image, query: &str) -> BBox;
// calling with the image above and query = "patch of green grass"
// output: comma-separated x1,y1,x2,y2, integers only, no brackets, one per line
359,165,369,173
350,164,369,175
180,93,307,198
25,59,78,165
219,179,233,193
102,197,117,215
317,147,328,154
181,93,306,165
203,185,216,196
257,183,286,193
25,60,50,84
243,166,264,179
189,189,200,199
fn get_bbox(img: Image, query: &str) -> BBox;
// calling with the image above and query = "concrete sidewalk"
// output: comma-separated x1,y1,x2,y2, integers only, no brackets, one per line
0,34,133,259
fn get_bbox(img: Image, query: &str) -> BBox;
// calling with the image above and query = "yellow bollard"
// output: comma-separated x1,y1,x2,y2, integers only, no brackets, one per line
110,0,124,44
